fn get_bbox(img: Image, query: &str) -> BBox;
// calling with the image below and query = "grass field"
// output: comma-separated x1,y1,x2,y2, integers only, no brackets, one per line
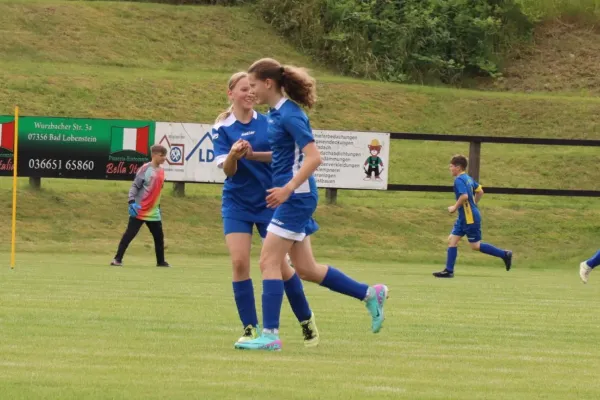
0,252,599,400
1,178,600,268
1,1,600,399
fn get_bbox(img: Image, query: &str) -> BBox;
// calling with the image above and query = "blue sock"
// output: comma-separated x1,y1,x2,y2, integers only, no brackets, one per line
320,266,369,301
284,273,312,322
480,243,506,258
446,247,458,272
586,250,600,269
262,279,284,331
232,279,258,328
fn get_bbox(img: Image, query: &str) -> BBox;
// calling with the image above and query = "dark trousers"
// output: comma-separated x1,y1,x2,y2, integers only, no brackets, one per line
366,166,381,178
114,217,165,264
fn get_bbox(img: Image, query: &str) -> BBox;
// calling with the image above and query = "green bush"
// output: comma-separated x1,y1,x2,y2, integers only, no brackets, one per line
257,0,533,83
92,0,247,5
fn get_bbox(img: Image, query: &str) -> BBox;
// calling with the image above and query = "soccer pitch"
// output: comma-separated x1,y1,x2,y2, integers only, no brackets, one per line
0,253,598,399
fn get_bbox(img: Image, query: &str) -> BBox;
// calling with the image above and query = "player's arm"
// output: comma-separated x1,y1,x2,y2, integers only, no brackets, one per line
287,142,321,192
266,116,321,208
448,194,468,213
128,167,145,204
448,179,468,213
474,182,484,204
213,127,244,178
474,188,484,203
245,151,272,163
222,141,248,177
284,115,321,192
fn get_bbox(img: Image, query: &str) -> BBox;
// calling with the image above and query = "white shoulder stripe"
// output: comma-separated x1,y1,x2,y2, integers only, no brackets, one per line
213,113,237,130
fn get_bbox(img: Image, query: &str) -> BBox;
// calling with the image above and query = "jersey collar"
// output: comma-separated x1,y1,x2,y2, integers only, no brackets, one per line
274,97,288,110
235,110,258,123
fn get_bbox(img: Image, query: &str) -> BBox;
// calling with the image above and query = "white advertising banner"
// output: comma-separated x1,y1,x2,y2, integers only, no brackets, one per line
313,130,390,190
155,122,224,183
156,122,389,190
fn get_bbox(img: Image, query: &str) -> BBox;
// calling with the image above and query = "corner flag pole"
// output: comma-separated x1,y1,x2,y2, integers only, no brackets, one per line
10,106,19,270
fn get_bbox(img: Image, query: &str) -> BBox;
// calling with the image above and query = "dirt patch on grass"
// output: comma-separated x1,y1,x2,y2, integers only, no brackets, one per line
477,21,600,95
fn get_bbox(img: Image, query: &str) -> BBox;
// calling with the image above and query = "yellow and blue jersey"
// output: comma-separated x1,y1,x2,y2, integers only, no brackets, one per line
453,172,483,225
213,111,274,224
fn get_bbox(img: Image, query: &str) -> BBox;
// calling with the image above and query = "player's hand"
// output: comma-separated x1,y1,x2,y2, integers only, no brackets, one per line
447,205,457,214
129,202,141,217
230,140,248,160
242,140,254,159
266,186,293,208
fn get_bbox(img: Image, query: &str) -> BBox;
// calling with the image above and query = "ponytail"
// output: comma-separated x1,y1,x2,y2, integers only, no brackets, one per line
215,104,233,124
248,58,317,109
280,65,317,109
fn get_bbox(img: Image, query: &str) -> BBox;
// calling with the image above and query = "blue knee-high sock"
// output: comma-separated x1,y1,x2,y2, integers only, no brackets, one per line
320,266,369,301
232,279,258,328
586,250,600,269
284,273,312,322
262,279,284,331
480,243,506,258
446,247,458,272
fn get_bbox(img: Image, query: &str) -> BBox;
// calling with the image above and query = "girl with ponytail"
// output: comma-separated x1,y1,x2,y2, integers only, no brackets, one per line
211,71,320,348
235,58,389,351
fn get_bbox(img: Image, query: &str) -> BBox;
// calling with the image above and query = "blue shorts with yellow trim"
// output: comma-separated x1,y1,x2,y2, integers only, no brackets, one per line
451,219,482,243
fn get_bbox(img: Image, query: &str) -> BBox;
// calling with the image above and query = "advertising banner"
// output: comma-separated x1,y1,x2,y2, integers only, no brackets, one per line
155,122,225,183
314,130,390,190
14,117,155,180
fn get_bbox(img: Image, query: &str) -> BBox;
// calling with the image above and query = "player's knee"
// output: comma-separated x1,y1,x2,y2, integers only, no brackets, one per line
470,242,481,251
231,257,250,279
258,253,279,274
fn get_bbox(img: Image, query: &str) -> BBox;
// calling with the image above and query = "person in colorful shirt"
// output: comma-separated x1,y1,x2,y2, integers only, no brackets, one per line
433,154,512,278
110,144,170,268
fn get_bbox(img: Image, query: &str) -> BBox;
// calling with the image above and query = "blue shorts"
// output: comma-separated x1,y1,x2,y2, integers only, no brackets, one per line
451,220,482,243
267,195,319,241
223,218,269,239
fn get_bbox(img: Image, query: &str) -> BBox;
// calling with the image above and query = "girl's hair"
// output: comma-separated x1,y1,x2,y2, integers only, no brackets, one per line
248,58,317,109
215,71,248,123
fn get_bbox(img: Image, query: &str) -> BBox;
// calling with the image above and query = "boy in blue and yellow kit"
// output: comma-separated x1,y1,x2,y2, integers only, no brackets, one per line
433,155,513,278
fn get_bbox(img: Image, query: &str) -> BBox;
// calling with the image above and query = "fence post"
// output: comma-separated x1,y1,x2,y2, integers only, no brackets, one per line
173,182,185,197
468,141,481,181
29,177,41,190
326,188,337,205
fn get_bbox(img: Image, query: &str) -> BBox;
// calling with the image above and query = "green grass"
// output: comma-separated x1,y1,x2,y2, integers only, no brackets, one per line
0,0,599,266
0,252,599,399
2,178,600,268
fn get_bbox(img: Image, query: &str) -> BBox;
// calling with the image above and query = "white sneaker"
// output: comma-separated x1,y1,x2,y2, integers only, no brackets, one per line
580,261,592,284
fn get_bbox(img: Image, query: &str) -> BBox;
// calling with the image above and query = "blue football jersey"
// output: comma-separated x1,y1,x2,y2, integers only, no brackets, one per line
267,98,318,198
213,111,274,224
453,172,483,225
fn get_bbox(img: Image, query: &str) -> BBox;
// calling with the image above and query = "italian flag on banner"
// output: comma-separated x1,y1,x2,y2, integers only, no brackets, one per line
110,126,150,155
0,121,15,152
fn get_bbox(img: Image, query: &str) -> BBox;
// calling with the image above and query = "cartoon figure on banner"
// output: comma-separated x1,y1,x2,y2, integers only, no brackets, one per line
364,139,384,181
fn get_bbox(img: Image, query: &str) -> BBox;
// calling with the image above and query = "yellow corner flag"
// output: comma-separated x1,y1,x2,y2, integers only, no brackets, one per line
10,106,19,270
